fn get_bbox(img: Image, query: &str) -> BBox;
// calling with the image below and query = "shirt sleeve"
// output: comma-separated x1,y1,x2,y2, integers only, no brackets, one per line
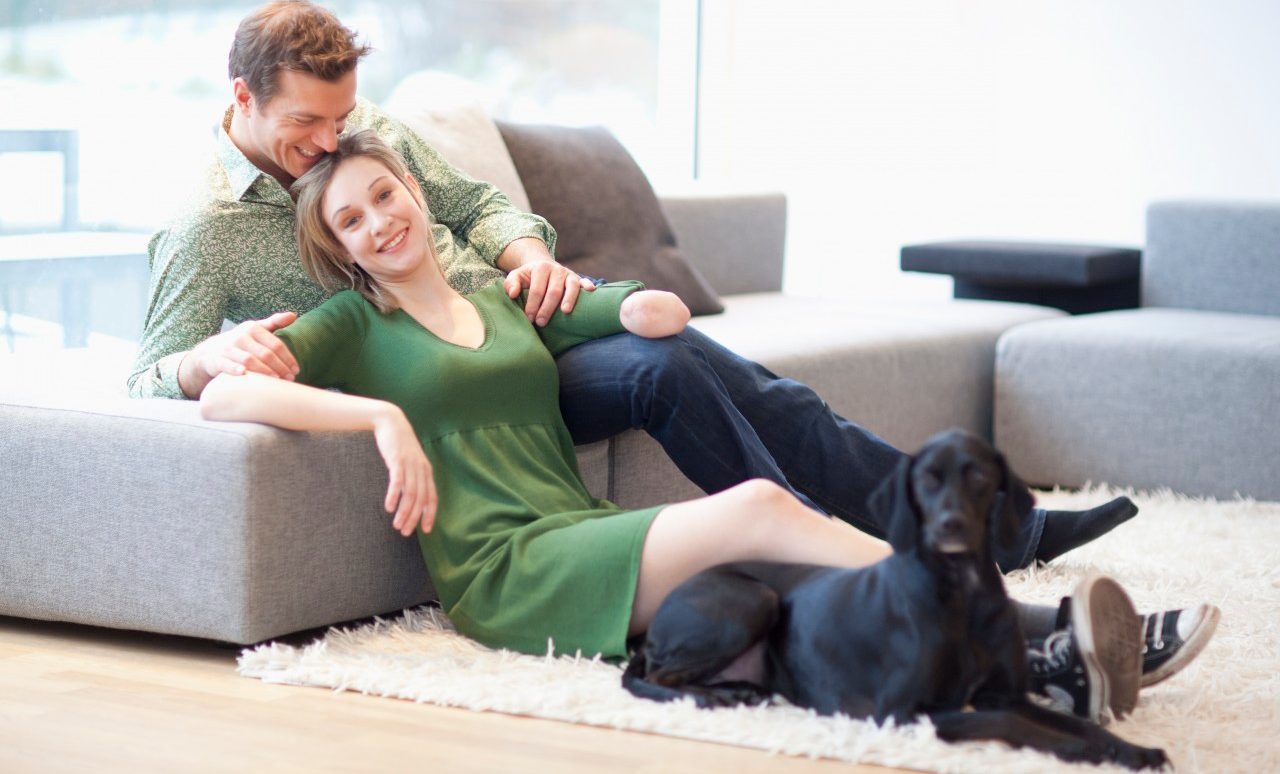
372,104,558,264
274,291,369,390
532,281,644,357
127,226,232,399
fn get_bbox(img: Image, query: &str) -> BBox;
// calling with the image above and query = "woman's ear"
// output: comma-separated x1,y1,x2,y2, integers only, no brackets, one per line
868,456,918,554
404,171,427,210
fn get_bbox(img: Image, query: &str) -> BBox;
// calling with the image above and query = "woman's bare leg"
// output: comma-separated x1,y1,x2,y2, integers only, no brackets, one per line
629,479,891,635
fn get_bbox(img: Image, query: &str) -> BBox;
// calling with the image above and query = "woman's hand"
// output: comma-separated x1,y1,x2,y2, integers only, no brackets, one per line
371,405,438,537
620,290,691,338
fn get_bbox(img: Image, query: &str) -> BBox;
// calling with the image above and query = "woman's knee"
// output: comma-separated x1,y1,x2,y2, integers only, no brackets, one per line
729,478,792,508
719,479,810,545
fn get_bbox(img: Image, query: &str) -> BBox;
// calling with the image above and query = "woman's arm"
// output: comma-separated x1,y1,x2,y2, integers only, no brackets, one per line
619,290,691,339
200,373,437,536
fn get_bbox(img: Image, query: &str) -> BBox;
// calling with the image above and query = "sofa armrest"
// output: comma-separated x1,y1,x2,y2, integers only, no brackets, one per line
0,394,433,643
1145,200,1280,316
659,191,787,296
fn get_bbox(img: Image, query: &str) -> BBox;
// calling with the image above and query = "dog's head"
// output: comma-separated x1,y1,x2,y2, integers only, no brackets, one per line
868,429,1034,558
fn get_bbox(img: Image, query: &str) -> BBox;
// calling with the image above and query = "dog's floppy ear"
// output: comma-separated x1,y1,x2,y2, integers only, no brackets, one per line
992,452,1035,555
868,456,919,554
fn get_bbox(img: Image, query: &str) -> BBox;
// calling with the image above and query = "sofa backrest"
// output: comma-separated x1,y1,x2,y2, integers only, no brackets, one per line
1144,201,1280,316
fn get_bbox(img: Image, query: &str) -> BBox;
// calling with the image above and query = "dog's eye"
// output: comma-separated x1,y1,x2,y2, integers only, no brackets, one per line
967,469,990,487
920,471,942,489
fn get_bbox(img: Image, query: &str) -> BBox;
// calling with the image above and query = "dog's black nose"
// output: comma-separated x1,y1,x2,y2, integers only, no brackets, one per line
938,514,965,535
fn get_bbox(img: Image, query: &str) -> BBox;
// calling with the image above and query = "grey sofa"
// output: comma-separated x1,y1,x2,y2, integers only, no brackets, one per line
0,99,1065,644
0,203,1060,645
995,201,1280,501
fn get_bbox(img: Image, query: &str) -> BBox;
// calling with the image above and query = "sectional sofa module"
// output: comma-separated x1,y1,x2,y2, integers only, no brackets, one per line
993,201,1280,502
0,114,1063,644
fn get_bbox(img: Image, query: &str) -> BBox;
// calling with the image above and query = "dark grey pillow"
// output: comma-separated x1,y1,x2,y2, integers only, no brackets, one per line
496,121,724,316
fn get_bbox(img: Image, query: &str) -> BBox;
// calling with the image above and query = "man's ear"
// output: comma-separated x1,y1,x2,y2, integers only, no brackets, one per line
232,77,255,116
868,456,918,554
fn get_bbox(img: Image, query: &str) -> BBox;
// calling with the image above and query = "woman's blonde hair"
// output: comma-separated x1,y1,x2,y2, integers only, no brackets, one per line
291,128,428,313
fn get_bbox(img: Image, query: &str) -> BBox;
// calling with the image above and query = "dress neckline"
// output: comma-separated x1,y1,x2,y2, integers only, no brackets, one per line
395,291,493,352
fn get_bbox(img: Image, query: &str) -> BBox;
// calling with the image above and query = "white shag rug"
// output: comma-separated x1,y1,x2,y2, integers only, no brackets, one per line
239,487,1280,773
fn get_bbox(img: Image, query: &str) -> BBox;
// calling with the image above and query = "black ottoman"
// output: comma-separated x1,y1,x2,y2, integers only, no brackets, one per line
900,241,1141,315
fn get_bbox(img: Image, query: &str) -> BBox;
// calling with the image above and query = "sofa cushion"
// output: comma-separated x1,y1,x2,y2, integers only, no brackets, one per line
496,121,724,315
995,308,1280,500
383,74,532,213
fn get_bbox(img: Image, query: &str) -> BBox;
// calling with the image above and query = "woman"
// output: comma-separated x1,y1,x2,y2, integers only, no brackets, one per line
199,129,892,659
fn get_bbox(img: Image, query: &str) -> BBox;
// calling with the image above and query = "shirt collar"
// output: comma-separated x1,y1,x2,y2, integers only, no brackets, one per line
216,106,296,209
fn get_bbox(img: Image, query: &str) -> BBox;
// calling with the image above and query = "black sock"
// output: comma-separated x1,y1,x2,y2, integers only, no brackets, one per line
1034,496,1139,564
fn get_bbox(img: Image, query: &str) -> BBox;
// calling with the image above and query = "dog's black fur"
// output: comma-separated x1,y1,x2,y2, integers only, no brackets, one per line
623,429,1167,769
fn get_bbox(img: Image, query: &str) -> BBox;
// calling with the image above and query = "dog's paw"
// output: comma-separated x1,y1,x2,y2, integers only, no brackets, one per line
1107,741,1168,770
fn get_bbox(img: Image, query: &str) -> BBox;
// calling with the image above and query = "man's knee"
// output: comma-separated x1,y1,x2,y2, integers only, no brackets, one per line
632,333,700,376
605,334,708,408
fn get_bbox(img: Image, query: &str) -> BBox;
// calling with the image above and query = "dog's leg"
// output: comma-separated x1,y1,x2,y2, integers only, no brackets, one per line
624,566,779,707
931,705,1167,770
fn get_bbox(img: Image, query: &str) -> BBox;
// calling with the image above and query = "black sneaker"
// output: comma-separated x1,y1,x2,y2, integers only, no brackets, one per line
1027,574,1143,723
1140,604,1221,687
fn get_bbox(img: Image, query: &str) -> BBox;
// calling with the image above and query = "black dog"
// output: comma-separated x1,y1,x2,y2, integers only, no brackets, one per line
623,429,1166,769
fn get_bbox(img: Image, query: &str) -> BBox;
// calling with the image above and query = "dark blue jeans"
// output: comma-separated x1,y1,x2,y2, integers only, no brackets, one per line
554,327,1046,571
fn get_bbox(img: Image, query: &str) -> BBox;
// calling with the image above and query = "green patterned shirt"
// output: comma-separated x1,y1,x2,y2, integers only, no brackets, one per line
127,98,556,399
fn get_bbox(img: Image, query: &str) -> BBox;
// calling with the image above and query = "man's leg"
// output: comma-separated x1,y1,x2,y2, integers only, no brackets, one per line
669,328,1150,569
556,329,1126,570
555,332,829,515
663,328,1053,567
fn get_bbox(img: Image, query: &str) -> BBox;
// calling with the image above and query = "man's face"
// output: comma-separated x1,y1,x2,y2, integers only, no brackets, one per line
237,69,358,186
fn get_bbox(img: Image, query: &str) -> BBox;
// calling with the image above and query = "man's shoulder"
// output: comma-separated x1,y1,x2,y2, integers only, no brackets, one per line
150,151,247,254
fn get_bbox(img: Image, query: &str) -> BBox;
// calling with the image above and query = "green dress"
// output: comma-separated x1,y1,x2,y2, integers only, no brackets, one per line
276,280,662,659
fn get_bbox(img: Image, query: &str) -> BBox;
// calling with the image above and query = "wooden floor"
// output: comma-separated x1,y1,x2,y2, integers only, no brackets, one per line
0,616,907,773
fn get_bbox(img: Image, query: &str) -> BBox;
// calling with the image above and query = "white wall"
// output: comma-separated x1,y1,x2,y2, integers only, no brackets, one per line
697,0,1280,300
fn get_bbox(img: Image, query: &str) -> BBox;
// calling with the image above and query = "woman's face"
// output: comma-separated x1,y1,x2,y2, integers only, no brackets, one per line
323,155,433,284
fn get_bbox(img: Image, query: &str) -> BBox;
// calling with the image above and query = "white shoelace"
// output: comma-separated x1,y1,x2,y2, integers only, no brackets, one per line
1143,611,1167,654
1041,628,1074,671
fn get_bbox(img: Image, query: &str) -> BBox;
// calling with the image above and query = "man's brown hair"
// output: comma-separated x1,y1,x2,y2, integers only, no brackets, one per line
228,0,371,105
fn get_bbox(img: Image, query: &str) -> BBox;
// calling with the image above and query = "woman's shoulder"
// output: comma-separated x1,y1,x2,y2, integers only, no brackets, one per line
301,289,379,331
470,278,519,309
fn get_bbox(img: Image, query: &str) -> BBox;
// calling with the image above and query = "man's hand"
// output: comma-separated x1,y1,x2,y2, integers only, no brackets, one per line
496,236,593,326
503,261,595,326
178,311,300,399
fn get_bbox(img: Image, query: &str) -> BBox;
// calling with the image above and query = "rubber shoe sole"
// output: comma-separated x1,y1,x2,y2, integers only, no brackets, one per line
1070,574,1143,721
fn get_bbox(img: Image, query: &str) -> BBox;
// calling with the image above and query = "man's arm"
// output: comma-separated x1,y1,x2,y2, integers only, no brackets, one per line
128,229,299,400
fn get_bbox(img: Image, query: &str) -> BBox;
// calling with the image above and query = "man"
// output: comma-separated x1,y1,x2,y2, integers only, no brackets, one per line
130,0,1215,720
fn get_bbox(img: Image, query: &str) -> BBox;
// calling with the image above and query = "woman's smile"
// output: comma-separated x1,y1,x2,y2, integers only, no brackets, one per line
378,227,408,253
